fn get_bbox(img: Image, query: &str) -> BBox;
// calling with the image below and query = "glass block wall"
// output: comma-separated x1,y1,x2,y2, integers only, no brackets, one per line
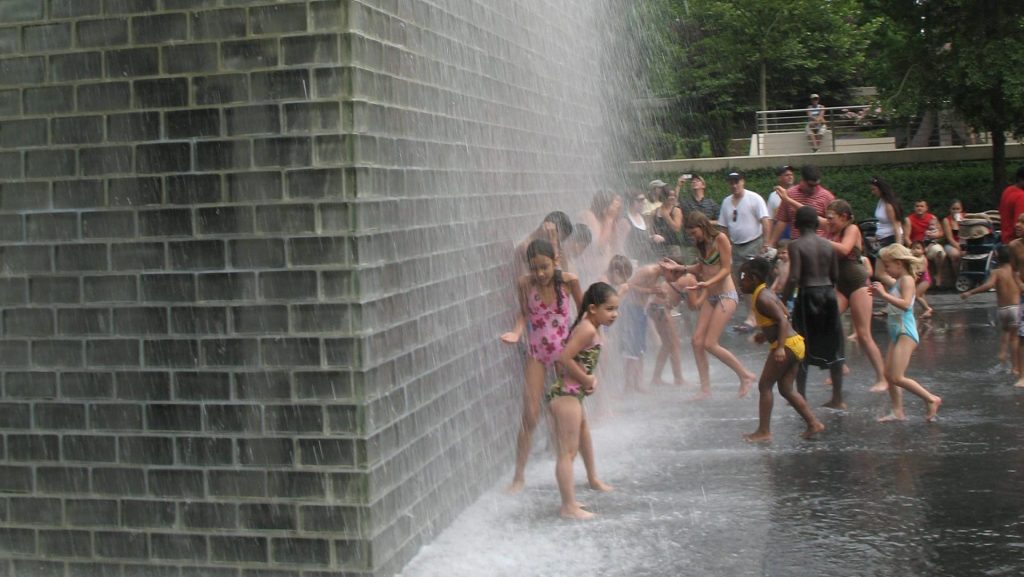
0,1,609,575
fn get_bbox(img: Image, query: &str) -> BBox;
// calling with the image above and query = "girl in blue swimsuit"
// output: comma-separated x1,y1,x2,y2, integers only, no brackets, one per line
870,244,943,422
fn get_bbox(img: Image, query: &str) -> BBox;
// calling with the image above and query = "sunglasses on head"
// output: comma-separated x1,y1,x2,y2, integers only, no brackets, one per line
732,209,738,222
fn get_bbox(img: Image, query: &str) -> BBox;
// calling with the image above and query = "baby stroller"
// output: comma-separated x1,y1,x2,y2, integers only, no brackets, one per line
954,212,999,292
857,217,880,264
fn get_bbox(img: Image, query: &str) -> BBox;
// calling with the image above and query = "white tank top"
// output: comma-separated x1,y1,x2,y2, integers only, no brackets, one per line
875,200,894,238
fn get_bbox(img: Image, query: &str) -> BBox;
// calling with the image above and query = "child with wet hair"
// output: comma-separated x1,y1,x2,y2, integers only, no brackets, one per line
562,223,593,277
738,257,825,442
961,245,1021,376
870,244,942,422
500,239,610,494
549,282,620,519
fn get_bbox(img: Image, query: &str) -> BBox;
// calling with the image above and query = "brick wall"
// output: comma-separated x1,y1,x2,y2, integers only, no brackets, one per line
0,1,606,575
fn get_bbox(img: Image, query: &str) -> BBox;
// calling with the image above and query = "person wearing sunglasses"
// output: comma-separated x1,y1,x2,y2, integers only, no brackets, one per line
720,171,772,331
678,174,720,265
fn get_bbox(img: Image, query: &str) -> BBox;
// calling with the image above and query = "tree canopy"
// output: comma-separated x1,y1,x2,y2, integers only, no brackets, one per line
640,0,1024,197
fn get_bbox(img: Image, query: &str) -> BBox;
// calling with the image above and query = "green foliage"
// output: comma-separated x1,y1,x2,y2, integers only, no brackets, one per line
641,0,879,158
863,1,1024,193
650,161,1012,222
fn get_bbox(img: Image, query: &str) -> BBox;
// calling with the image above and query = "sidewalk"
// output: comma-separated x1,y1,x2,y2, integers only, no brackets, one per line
402,291,1020,577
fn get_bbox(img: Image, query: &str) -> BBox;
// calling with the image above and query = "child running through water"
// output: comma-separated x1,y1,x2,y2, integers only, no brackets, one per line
549,282,619,519
738,258,825,442
500,239,612,494
961,245,1021,375
870,244,943,422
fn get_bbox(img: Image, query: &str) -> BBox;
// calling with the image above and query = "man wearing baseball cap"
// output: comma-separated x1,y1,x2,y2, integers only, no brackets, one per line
806,94,826,152
721,170,771,330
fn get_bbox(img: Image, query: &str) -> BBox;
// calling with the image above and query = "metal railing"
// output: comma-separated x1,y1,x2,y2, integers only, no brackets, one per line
753,105,987,156
753,105,890,155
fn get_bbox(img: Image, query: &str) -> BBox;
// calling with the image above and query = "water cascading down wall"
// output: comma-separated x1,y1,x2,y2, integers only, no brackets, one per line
0,1,611,575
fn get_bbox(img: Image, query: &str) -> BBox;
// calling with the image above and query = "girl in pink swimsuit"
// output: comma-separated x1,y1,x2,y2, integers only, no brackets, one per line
549,281,619,519
500,240,610,495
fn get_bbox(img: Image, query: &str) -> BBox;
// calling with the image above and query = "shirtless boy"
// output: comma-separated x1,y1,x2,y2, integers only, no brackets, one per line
781,206,846,409
962,245,1022,374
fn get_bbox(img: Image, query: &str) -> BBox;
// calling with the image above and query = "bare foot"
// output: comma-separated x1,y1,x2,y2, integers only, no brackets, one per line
869,380,889,393
847,333,859,342
560,505,595,520
1014,379,1024,388
504,479,525,494
824,365,851,386
925,396,942,422
673,379,691,388
822,400,847,410
877,412,906,422
801,421,826,439
743,430,772,443
588,478,614,492
630,384,651,394
737,373,756,398
920,309,933,319
690,389,712,402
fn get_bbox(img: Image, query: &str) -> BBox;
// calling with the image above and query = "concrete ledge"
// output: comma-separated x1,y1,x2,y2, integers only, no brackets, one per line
632,142,1024,175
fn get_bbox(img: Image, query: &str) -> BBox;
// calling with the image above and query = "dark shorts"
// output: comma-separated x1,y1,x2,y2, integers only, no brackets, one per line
792,285,845,368
619,299,647,360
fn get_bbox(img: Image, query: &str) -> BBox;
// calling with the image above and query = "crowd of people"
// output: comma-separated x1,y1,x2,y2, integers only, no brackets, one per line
500,163,1024,519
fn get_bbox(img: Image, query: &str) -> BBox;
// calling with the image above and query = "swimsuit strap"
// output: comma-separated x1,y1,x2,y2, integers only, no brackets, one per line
751,283,781,328
702,248,721,266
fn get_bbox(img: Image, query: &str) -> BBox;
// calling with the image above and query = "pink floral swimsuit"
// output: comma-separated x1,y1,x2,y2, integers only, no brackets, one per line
526,285,570,367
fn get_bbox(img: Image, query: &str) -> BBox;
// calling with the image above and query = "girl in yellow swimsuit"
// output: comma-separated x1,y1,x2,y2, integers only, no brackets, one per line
738,257,825,442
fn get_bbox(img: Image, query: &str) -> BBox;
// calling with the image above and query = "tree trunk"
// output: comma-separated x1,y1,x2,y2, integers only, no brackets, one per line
990,88,1008,200
759,60,767,113
991,125,1006,201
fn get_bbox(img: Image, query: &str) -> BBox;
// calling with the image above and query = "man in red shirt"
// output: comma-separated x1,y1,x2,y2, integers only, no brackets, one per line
905,199,946,284
904,199,943,245
766,165,835,250
999,166,1024,245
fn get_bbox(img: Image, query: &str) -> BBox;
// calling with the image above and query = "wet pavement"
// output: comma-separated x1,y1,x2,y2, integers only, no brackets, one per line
401,292,1024,577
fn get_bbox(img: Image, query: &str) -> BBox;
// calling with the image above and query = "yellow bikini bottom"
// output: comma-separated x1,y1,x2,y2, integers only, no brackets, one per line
770,334,805,361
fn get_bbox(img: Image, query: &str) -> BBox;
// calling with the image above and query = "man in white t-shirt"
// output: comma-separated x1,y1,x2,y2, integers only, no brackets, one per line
721,171,772,329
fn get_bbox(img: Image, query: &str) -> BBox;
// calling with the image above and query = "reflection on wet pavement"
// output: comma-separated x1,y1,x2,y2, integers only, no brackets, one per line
402,293,1024,577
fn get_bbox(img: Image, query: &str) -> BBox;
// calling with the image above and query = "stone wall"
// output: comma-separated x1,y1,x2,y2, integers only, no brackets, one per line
0,1,607,576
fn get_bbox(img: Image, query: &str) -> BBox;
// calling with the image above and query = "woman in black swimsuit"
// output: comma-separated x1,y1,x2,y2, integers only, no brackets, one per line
826,199,888,393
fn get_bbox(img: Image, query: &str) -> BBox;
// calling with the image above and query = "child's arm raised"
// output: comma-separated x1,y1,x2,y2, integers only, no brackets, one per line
558,320,598,390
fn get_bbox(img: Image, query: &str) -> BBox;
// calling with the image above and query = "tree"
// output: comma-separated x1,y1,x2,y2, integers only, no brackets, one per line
641,0,877,157
865,0,1024,197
